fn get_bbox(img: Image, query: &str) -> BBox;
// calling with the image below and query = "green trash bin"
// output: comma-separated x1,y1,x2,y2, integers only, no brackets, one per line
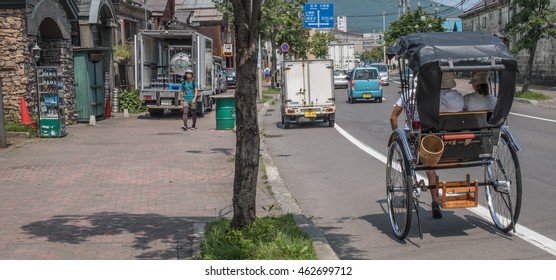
213,95,235,130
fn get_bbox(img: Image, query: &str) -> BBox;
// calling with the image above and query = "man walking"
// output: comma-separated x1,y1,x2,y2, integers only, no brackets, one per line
180,68,198,130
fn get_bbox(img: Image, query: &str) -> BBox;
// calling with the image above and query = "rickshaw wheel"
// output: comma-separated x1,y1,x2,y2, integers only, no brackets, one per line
386,138,413,239
485,134,522,232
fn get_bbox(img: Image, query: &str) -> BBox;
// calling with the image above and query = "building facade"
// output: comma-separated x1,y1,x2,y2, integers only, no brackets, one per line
1,0,79,123
461,0,556,85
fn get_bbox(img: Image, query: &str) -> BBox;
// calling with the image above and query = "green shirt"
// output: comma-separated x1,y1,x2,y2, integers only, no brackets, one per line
182,80,198,103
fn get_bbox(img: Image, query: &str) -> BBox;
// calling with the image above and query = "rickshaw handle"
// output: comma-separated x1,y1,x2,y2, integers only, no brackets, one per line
440,58,505,72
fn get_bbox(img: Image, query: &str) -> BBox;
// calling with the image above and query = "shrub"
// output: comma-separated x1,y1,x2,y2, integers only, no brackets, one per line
119,88,147,113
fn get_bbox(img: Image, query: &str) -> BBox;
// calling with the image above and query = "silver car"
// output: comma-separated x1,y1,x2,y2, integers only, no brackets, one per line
333,69,349,88
370,63,389,86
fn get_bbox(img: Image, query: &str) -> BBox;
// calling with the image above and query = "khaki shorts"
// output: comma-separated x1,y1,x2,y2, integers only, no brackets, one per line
183,101,196,109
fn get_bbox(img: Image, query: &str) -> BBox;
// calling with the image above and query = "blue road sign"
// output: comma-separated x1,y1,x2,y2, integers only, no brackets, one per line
304,3,334,29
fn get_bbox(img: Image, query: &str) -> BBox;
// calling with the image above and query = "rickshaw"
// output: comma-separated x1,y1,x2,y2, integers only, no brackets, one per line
385,32,522,240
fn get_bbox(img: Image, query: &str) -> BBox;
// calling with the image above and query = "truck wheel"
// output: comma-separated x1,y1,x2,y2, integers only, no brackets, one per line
284,121,291,129
196,101,205,117
329,119,335,127
206,98,213,112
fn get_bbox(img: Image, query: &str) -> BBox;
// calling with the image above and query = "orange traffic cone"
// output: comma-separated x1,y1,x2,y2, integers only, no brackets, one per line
20,96,32,125
105,96,111,118
20,96,37,129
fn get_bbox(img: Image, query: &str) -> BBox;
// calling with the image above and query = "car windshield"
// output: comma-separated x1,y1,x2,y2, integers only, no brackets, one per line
371,64,387,72
224,69,236,76
354,69,378,80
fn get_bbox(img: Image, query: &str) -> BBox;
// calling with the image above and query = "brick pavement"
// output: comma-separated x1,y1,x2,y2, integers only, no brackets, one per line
0,110,280,259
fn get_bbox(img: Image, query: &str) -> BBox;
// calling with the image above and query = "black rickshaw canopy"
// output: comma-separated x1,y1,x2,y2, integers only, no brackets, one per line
386,32,518,131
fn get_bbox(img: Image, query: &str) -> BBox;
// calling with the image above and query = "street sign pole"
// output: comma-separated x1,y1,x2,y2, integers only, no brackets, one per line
0,80,8,149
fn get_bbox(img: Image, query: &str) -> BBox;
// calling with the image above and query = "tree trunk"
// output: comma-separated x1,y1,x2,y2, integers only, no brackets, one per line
270,32,277,87
522,46,536,93
230,0,262,230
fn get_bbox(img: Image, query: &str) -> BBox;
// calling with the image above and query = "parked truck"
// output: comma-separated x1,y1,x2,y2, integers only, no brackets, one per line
280,60,336,129
327,44,355,71
135,30,214,117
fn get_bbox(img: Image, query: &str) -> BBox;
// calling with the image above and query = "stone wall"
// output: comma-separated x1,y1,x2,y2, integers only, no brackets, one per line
0,8,31,123
515,39,556,86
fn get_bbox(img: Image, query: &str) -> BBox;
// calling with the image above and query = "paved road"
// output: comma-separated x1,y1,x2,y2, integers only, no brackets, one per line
262,80,556,259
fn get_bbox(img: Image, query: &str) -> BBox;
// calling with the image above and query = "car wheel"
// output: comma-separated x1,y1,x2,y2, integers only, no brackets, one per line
284,121,290,129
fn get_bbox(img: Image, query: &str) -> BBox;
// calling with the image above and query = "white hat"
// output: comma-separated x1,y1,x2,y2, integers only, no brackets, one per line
441,72,456,89
469,71,489,85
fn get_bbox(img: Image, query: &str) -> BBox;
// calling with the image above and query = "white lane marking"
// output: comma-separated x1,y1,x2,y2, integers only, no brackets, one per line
335,123,556,256
510,112,556,123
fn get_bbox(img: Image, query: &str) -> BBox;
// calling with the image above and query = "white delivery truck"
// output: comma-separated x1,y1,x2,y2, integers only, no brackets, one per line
327,44,355,71
135,30,214,117
280,60,336,129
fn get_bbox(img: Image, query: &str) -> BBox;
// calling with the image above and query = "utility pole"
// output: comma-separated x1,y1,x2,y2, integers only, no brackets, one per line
383,11,386,64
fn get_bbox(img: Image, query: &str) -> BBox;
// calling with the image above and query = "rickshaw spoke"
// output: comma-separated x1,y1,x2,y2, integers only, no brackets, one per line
486,135,522,232
386,139,413,240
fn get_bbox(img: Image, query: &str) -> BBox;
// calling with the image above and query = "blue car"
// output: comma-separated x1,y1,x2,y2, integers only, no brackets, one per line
347,67,383,103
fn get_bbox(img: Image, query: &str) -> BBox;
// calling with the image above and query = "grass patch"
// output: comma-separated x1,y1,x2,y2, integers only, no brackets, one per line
227,155,235,162
515,90,550,101
5,121,37,137
201,214,317,260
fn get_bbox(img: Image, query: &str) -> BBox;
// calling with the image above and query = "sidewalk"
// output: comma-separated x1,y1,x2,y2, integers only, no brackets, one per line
0,110,280,259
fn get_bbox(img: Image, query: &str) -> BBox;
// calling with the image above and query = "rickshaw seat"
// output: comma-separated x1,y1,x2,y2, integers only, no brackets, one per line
426,111,500,164
436,110,496,132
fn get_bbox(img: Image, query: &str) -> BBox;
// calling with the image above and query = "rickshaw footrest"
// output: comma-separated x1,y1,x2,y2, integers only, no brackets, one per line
433,174,479,209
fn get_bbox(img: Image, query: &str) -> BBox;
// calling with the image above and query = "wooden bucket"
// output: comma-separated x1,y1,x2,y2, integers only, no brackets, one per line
419,134,444,166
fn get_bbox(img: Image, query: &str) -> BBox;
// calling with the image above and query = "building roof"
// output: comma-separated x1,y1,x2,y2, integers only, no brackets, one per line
462,0,504,17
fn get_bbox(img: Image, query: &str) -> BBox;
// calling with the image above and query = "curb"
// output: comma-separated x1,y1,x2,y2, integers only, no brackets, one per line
258,96,340,260
6,131,31,137
514,98,537,105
